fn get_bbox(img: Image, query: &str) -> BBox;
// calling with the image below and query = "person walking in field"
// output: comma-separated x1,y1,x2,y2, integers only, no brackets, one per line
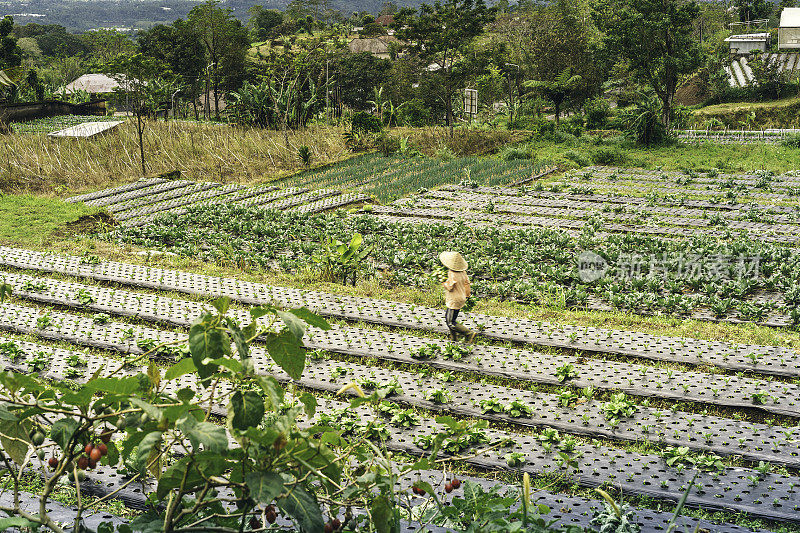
439,251,477,343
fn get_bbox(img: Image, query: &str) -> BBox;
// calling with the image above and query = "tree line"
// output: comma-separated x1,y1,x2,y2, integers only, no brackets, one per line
3,0,799,140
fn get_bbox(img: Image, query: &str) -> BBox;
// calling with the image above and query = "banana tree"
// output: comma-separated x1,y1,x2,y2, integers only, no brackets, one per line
523,67,582,126
0,67,23,134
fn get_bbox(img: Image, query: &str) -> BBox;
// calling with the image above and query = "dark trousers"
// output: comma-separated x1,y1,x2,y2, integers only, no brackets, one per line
445,308,460,333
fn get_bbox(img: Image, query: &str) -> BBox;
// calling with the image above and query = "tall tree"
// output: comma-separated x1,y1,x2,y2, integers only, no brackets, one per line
0,16,23,69
81,29,136,65
734,0,772,22
523,67,583,125
338,52,391,110
395,0,495,137
138,20,205,118
249,6,284,41
188,0,250,120
592,0,700,130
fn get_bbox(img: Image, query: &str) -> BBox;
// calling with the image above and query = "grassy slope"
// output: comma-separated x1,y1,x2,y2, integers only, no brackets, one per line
0,195,100,247
695,95,800,114
527,136,800,173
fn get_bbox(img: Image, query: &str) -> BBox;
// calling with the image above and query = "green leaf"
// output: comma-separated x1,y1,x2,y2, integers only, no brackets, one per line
228,321,250,361
188,322,230,381
147,361,161,388
264,330,306,380
176,387,195,403
211,296,231,315
130,398,163,422
165,358,197,380
0,517,36,530
156,454,225,500
136,431,163,468
256,375,285,411
276,486,323,533
49,418,79,452
0,418,30,465
370,493,394,533
277,310,306,341
185,422,227,453
209,357,243,374
230,390,265,431
85,377,140,395
246,471,284,504
249,307,273,320
298,393,317,418
288,308,331,331
101,441,120,467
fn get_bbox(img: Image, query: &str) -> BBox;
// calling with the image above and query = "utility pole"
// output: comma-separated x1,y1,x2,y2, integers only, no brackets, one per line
505,63,519,127
326,58,330,125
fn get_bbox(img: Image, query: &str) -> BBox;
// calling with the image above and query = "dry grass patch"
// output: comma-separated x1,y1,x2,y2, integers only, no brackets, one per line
0,121,350,196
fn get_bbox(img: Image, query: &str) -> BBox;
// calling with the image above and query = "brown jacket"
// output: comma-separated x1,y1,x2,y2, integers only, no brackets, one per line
443,270,471,310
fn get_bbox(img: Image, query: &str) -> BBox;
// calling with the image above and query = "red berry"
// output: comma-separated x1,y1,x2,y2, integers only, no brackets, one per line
77,456,89,470
445,482,453,493
332,518,341,530
324,523,333,533
97,443,108,457
48,456,58,468
451,478,461,489
413,485,425,496
100,432,112,444
89,448,102,463
249,516,261,529
88,458,97,469
265,510,277,524
84,443,94,455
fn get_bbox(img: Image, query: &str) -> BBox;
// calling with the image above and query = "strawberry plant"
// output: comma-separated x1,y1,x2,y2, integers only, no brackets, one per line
21,280,48,292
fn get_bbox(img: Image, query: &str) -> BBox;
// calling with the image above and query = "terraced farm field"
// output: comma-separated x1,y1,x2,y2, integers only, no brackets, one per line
108,166,800,328
5,155,800,532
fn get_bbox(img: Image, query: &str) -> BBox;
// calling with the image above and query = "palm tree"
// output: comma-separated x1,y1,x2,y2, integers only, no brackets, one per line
523,67,582,126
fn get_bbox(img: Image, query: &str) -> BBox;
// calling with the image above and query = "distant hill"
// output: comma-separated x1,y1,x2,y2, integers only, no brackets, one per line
0,0,409,32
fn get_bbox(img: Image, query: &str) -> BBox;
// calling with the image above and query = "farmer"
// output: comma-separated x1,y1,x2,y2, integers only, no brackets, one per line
440,251,477,343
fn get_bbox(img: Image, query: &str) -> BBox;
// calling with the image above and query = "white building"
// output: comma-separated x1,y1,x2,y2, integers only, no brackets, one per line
779,8,800,50
725,33,770,54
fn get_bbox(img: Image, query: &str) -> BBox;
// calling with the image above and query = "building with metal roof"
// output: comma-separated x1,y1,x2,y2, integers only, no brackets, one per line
64,73,121,95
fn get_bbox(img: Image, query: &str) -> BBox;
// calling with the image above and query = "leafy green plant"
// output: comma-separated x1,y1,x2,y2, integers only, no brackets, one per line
601,393,637,425
554,363,579,383
297,145,312,167
424,388,453,404
312,233,371,285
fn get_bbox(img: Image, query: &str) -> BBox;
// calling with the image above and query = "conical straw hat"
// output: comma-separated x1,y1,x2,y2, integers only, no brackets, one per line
439,251,468,271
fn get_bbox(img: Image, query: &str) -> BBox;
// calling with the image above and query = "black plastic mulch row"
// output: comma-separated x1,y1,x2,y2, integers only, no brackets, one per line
81,180,197,208
440,184,800,214
66,177,167,205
